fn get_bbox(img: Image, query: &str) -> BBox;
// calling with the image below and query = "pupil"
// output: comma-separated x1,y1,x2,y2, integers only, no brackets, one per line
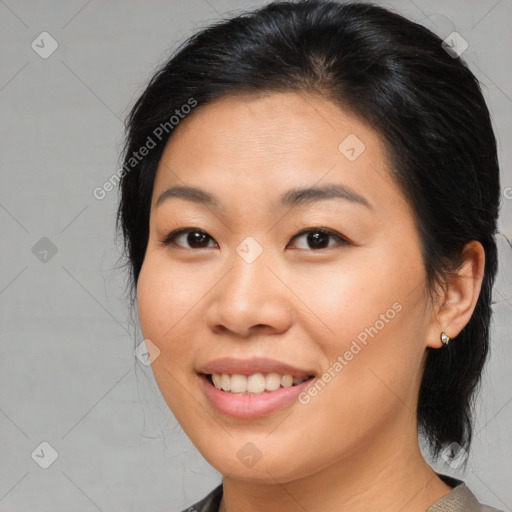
308,232,328,249
189,231,208,248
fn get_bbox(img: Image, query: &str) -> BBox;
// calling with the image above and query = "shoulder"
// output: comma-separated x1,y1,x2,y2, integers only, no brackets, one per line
177,484,223,512
427,474,505,512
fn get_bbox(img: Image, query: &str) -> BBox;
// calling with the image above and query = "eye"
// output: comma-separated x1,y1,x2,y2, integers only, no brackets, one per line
159,228,217,249
288,228,350,250
159,227,350,250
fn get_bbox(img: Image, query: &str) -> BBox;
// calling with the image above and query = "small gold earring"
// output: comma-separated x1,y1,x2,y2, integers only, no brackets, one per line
440,331,451,345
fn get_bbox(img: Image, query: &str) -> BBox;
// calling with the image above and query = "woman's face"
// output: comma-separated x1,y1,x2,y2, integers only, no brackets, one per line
136,92,442,483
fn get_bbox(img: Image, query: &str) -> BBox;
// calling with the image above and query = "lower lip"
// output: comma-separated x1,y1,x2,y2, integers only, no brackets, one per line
200,374,313,419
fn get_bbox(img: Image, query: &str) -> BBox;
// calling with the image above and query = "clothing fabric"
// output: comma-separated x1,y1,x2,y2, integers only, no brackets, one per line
178,473,504,512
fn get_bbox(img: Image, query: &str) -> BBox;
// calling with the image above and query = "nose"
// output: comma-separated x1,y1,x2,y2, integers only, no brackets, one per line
205,243,294,338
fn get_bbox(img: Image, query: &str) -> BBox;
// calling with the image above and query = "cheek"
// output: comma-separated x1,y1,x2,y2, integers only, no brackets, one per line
136,255,201,369
303,250,428,405
296,255,406,352
136,256,202,417
138,255,194,336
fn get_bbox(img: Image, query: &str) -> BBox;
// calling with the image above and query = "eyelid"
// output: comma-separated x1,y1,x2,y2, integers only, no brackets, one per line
159,227,352,250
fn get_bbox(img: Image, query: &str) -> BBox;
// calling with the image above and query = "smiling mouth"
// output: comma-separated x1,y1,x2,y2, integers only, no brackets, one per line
203,372,316,396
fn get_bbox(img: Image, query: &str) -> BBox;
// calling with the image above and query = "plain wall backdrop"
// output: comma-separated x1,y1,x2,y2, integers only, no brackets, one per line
1,0,511,511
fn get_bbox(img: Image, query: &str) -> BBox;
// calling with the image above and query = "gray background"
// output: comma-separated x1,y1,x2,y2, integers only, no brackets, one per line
0,0,511,511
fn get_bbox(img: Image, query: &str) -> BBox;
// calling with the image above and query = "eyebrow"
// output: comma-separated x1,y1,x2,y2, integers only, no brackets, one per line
155,183,372,211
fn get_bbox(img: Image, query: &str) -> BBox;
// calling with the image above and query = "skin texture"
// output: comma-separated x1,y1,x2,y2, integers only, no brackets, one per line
136,92,485,512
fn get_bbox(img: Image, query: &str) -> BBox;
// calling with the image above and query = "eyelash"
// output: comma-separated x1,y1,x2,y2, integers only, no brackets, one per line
158,227,351,251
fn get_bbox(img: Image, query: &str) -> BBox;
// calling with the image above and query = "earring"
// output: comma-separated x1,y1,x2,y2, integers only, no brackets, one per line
440,331,451,345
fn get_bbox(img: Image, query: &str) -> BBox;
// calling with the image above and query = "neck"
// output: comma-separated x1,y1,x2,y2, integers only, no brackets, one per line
219,423,452,512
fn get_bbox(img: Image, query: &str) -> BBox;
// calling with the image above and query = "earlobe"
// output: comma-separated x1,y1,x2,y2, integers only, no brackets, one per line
426,241,486,349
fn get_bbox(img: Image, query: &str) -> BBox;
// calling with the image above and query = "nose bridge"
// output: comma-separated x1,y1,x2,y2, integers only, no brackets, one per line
226,235,275,305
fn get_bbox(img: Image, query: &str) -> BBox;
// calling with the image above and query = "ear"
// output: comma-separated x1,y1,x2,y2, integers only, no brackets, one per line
426,241,486,349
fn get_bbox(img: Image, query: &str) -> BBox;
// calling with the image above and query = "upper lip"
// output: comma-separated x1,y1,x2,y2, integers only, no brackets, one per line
197,357,316,378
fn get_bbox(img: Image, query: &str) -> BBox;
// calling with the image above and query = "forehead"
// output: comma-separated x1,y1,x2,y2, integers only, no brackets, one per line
151,92,406,217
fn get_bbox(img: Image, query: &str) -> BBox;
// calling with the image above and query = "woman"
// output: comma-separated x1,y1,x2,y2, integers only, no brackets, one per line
116,1,504,510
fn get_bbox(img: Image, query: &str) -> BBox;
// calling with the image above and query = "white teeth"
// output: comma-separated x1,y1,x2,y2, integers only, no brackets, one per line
247,373,266,394
281,374,293,388
210,372,310,394
230,374,246,393
266,372,282,391
212,373,222,389
220,374,231,392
